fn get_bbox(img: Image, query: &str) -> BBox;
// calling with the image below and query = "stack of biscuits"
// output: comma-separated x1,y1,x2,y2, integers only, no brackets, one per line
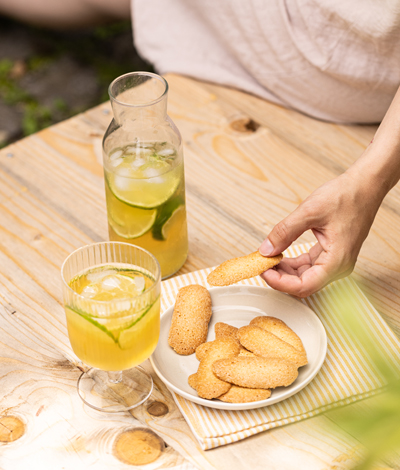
167,251,307,404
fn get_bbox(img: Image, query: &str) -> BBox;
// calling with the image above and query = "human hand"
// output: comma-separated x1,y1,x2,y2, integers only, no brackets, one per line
259,171,383,297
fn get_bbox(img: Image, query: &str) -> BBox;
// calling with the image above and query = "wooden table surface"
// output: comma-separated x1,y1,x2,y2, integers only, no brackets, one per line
1,74,399,470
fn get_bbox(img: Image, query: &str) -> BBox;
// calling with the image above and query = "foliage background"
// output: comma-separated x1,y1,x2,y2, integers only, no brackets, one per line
0,16,152,148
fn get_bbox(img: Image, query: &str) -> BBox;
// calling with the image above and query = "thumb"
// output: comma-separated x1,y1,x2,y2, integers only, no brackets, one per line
259,209,313,256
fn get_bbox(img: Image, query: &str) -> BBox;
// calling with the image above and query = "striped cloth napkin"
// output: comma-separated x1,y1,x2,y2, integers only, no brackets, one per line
160,244,400,450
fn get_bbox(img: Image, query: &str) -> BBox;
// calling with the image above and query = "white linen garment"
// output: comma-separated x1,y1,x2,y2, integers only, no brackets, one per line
132,0,400,123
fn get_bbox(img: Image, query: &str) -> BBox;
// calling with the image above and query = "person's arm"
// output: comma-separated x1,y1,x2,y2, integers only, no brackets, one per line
259,86,400,297
0,0,130,29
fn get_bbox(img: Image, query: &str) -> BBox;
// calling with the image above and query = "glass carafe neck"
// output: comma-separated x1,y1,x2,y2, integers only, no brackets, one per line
109,72,168,125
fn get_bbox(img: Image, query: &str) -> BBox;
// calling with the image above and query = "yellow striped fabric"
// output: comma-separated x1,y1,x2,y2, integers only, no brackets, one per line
160,244,400,450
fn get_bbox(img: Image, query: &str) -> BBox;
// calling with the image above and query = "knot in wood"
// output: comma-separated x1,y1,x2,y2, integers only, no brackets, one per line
230,118,260,133
113,427,164,466
147,401,169,417
0,416,25,442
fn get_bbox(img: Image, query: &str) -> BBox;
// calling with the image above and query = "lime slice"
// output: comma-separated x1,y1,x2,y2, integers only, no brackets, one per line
106,164,180,209
108,202,157,239
67,303,153,348
152,196,185,241
161,206,185,240
67,305,118,344
118,303,155,349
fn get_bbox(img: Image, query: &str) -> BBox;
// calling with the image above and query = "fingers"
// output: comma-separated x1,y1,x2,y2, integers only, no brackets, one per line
259,206,317,257
260,245,333,297
261,263,331,298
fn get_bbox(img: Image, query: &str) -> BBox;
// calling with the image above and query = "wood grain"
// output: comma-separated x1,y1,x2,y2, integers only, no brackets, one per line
0,73,399,469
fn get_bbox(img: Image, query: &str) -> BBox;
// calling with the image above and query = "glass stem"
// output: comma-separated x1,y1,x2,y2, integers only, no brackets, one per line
107,370,122,384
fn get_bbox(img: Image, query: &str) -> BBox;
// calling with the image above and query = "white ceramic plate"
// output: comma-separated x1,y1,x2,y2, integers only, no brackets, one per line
150,285,327,410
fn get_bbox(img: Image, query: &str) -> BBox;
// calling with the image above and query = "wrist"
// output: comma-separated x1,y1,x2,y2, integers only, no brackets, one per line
345,145,400,202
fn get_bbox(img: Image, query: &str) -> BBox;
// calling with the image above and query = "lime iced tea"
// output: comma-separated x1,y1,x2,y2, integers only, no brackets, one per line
104,141,188,278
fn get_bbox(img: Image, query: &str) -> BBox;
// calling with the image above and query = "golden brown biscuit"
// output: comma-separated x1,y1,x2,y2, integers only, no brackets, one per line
238,348,256,357
207,251,283,286
213,357,298,389
168,285,212,355
218,385,271,403
190,338,240,399
188,373,198,390
215,322,256,356
195,342,212,361
215,322,239,341
238,325,308,367
250,316,306,355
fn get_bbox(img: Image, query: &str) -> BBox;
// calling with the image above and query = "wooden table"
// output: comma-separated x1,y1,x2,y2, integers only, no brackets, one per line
1,74,399,469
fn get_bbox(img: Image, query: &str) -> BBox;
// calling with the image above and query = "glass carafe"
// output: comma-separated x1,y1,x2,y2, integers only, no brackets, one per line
102,72,188,279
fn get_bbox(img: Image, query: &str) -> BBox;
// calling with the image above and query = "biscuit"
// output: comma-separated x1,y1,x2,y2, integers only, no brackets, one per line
188,373,198,389
195,342,212,361
168,285,212,355
212,357,298,389
190,338,240,399
250,316,306,355
207,251,283,286
238,325,307,367
218,385,271,403
238,348,256,357
215,322,239,341
215,322,256,356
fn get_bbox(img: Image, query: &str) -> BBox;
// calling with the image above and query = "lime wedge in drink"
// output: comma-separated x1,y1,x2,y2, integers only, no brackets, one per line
152,196,185,241
117,302,156,350
108,201,157,239
106,161,181,209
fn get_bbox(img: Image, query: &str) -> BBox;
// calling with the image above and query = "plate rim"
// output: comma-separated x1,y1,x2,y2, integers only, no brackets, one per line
150,285,328,410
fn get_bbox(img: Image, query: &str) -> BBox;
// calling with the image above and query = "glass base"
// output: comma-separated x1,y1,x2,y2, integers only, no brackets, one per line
77,366,153,413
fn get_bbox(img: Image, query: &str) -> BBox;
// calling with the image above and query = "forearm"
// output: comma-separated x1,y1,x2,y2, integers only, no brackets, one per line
347,86,400,199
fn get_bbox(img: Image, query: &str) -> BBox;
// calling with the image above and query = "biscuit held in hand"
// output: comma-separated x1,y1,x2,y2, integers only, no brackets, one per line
207,251,283,286
190,338,240,399
238,325,308,367
168,285,212,355
213,357,298,389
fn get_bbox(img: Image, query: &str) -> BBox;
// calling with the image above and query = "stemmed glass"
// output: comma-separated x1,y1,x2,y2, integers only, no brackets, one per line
61,241,161,412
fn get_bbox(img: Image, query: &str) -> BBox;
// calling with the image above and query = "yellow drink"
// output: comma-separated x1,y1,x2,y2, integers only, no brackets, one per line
65,265,160,371
104,142,188,279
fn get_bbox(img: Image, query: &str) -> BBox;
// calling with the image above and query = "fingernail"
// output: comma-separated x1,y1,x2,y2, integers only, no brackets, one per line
259,239,274,256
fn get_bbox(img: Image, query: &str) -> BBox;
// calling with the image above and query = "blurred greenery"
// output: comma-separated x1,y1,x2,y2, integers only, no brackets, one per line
328,285,400,469
0,16,153,148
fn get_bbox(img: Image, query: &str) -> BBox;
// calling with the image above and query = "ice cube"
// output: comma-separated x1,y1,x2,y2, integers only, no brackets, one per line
114,166,135,178
109,157,124,168
109,149,123,160
131,147,152,156
81,285,97,298
134,277,145,293
137,142,154,149
158,148,175,157
141,167,162,178
86,269,116,283
124,145,138,153
113,174,134,191
132,157,147,168
101,276,121,290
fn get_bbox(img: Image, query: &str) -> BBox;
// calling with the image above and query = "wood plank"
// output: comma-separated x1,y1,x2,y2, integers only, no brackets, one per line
0,73,399,469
